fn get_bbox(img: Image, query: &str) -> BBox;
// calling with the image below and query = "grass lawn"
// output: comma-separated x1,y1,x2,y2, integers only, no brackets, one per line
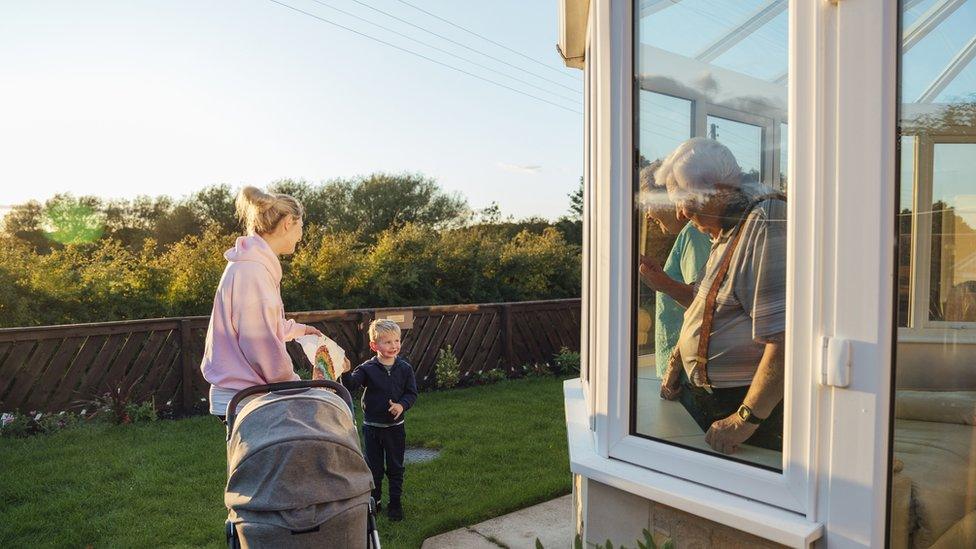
0,376,572,548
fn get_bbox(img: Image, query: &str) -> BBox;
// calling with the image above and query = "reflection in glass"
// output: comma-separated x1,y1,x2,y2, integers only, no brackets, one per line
779,122,788,191
633,0,788,470
706,115,763,182
890,2,976,548
929,144,976,322
897,136,916,328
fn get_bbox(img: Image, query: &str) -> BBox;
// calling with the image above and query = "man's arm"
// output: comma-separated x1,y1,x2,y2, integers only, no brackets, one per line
704,340,784,455
639,256,695,307
741,340,785,418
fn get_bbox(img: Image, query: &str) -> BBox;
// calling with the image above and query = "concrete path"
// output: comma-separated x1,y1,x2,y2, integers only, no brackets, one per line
421,494,573,549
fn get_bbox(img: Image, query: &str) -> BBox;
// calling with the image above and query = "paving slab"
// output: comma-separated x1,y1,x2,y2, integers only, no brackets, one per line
422,494,573,549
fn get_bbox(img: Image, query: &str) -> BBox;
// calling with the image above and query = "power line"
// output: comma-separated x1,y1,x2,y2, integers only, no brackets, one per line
394,0,582,82
305,0,581,103
349,0,582,95
265,0,583,115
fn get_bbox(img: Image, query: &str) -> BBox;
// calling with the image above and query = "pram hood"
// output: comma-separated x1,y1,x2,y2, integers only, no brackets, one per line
225,388,373,528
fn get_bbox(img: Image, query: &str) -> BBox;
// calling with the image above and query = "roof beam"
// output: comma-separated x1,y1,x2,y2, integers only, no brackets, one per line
903,0,967,53
917,33,976,103
767,0,968,86
694,0,787,64
638,0,681,19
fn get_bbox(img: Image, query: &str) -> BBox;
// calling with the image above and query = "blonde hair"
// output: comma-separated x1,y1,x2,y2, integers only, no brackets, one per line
235,186,304,235
369,319,401,342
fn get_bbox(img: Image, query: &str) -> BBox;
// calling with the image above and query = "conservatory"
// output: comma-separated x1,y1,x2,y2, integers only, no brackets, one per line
558,0,976,547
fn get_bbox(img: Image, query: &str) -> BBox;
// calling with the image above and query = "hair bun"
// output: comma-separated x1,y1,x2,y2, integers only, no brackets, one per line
235,186,304,235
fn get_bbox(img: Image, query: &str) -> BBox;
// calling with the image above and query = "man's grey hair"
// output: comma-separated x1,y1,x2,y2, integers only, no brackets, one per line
654,138,743,202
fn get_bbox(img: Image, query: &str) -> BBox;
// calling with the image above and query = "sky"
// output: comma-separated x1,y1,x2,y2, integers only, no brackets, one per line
0,0,583,220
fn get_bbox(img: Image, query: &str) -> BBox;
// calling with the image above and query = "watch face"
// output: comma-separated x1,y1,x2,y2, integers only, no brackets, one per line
738,405,751,421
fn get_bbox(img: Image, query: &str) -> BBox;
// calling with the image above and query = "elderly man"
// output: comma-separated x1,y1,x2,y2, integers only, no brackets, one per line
639,137,786,455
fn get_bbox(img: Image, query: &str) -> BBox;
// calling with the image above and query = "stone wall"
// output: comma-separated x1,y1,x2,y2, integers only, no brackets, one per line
577,477,787,548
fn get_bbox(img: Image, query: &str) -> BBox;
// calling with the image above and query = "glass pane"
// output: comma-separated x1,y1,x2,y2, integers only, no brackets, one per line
706,115,763,183
890,2,976,547
637,92,692,357
638,91,692,165
633,0,788,470
779,122,788,192
929,144,976,322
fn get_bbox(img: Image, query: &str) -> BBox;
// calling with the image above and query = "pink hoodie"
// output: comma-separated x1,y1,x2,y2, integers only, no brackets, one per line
199,235,308,390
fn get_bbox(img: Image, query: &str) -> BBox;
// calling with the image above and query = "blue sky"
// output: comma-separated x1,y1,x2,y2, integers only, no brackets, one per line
0,0,583,220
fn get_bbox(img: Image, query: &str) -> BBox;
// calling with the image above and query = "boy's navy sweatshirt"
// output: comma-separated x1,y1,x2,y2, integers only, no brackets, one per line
340,356,418,425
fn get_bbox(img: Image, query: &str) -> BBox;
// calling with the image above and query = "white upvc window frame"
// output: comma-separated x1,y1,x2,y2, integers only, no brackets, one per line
595,0,815,514
576,1,898,545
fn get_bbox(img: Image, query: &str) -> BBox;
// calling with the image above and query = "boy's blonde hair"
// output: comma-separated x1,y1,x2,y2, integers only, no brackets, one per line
235,186,304,236
369,319,401,342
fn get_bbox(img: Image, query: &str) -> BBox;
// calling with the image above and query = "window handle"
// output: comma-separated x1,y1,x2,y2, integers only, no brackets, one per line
820,336,852,388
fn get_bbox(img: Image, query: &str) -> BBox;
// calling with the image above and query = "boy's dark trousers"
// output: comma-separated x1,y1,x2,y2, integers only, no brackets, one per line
363,424,406,503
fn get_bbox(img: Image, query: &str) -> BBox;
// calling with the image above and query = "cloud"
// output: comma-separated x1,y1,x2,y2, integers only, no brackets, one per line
497,162,542,174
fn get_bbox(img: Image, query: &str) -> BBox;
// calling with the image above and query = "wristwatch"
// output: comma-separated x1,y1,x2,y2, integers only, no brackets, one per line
736,404,765,425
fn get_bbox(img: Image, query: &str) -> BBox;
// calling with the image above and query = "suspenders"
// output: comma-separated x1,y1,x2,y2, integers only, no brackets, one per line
686,192,786,392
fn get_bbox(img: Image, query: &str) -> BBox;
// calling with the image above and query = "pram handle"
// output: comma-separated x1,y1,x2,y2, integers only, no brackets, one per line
225,380,353,436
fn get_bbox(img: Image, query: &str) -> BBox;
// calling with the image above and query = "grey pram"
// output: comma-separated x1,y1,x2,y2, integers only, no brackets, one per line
224,380,380,548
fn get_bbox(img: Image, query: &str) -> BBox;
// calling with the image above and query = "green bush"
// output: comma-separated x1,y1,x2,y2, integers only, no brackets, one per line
552,346,581,375
1,411,83,438
0,174,583,328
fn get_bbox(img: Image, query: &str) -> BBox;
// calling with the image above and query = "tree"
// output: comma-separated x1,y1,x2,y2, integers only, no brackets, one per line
42,194,104,245
153,204,203,247
190,184,239,234
329,173,468,240
1,200,49,252
569,176,583,220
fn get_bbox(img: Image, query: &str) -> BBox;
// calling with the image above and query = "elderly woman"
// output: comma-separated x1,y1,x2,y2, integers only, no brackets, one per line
638,161,710,379
643,137,787,455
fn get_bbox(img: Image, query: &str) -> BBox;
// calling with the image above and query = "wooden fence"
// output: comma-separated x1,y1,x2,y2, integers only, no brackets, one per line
0,299,580,414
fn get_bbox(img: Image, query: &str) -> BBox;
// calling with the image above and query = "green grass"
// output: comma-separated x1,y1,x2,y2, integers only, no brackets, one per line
0,376,572,548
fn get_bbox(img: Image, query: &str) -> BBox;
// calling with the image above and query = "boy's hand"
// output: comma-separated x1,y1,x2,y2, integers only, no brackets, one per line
388,400,404,420
304,325,323,337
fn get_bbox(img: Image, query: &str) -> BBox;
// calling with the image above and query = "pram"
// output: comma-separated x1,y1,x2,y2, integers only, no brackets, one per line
224,380,381,548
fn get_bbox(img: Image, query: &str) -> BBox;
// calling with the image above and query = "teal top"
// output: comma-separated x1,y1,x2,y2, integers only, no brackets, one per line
654,223,711,377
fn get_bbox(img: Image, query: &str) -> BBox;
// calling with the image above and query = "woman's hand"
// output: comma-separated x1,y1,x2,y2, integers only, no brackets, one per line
342,357,352,374
303,325,323,337
638,255,670,290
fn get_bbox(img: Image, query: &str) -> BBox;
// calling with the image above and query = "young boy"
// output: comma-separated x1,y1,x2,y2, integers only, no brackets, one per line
339,319,418,521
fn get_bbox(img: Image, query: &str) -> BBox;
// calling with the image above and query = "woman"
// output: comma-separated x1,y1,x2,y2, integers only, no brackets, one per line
200,186,322,421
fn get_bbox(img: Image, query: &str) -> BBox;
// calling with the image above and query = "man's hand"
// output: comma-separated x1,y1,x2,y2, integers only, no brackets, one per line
388,400,404,420
304,325,323,337
705,413,758,455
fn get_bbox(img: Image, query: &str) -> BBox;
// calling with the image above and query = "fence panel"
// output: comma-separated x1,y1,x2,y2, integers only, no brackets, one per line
0,299,580,413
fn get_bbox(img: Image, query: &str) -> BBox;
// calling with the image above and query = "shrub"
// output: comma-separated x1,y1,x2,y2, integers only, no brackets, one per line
125,400,158,423
481,368,507,384
434,346,461,389
552,347,581,375
1,410,83,438
76,380,157,425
